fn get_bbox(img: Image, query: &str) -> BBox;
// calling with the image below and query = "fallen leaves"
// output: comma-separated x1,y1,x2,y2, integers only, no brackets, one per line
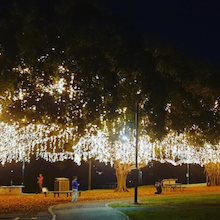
1,185,220,215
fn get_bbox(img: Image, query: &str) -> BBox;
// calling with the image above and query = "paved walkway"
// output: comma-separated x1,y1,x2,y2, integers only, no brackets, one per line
0,200,130,220
52,200,129,220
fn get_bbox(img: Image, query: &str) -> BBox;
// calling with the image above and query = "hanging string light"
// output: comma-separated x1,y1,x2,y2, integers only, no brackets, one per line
0,65,220,168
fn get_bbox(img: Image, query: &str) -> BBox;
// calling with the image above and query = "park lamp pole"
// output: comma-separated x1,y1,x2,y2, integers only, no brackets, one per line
21,160,25,193
134,101,139,204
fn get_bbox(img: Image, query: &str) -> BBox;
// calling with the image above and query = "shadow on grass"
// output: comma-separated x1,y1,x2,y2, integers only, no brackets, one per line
110,194,220,220
123,207,219,220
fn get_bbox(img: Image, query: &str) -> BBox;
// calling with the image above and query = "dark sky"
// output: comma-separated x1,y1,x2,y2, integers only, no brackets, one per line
100,0,220,64
1,0,220,64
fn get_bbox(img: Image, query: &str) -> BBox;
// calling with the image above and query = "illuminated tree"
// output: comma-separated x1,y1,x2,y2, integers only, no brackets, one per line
144,41,220,186
1,0,220,190
205,163,220,186
0,0,152,191
1,118,220,190
0,0,145,127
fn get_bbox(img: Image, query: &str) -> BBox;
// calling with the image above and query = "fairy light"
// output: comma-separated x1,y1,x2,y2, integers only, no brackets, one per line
12,66,31,74
0,66,220,168
165,103,172,113
211,100,219,113
36,78,66,95
1,65,86,125
58,65,67,73
0,119,220,167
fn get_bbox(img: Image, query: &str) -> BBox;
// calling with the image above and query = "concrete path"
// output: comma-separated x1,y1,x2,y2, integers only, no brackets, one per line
0,200,130,220
52,200,129,220
0,210,52,220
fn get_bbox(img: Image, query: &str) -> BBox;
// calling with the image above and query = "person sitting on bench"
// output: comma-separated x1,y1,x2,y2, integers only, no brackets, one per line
155,181,162,194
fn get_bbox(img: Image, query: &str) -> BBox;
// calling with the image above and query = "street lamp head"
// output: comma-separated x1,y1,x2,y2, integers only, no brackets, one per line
122,135,129,142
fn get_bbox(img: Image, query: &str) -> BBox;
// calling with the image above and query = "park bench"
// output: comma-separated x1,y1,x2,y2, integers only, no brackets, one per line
43,190,73,197
52,190,73,197
162,179,186,191
43,187,82,197
102,182,117,189
171,183,186,191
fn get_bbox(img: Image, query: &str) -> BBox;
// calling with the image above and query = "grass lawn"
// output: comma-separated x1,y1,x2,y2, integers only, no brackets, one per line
110,194,220,220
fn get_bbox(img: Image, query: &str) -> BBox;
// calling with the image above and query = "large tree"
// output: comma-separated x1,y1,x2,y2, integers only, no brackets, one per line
0,0,152,191
144,40,220,186
1,0,220,190
144,39,220,142
0,0,146,127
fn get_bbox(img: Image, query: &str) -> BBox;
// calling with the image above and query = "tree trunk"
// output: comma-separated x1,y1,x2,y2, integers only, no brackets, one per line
205,162,220,186
114,160,131,192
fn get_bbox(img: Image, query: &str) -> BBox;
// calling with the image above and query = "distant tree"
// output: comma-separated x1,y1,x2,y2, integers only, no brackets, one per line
205,163,220,186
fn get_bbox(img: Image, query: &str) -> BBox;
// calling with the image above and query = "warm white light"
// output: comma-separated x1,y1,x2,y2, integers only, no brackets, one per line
0,119,219,167
0,64,219,169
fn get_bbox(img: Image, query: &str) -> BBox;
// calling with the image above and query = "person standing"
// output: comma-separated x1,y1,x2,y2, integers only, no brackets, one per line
72,176,79,203
37,174,43,193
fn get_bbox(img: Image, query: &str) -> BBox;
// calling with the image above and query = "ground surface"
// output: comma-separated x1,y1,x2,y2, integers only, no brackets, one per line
0,184,219,215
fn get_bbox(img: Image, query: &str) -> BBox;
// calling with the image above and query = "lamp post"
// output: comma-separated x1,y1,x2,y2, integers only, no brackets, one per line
186,164,190,184
21,161,25,186
122,102,139,203
88,159,92,190
134,101,139,204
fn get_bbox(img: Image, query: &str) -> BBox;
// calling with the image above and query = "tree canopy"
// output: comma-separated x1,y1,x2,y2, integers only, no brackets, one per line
144,40,220,142
0,0,148,133
2,1,220,191
1,0,220,165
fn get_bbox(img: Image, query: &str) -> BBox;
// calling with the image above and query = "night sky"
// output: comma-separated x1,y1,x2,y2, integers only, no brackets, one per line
1,0,220,63
100,0,220,64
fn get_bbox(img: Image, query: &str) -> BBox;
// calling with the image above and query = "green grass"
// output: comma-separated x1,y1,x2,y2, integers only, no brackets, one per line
109,194,220,220
123,208,219,220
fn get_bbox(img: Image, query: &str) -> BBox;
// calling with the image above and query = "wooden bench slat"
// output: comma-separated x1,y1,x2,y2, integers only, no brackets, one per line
44,190,73,197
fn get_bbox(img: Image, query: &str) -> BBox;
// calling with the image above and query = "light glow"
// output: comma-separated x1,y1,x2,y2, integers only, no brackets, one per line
0,64,219,169
0,119,219,168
